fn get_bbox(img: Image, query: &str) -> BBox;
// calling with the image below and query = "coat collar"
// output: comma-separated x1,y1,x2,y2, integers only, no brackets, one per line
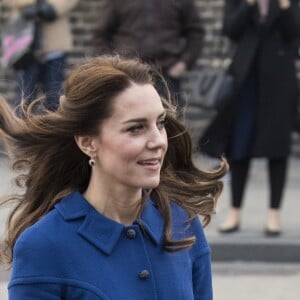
252,0,280,29
55,191,164,255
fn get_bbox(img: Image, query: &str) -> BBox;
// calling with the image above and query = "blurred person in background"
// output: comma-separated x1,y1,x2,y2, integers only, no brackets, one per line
3,0,78,112
93,0,204,116
199,0,300,236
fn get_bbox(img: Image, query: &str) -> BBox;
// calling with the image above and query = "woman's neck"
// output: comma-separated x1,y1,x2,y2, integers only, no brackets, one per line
100,196,142,226
83,176,142,226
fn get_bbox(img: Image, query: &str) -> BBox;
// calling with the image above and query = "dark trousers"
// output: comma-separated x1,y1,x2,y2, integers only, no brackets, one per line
15,55,66,112
230,157,288,209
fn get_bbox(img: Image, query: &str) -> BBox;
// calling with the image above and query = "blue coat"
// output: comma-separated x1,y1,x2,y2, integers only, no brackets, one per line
8,192,213,299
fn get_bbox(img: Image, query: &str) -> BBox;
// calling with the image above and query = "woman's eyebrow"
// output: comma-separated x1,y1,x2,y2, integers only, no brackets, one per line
122,118,146,124
122,112,166,124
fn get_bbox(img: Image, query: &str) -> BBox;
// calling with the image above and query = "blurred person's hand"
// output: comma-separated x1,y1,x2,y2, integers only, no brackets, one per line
278,0,290,9
168,61,187,78
22,1,57,22
245,0,290,10
38,0,57,22
22,5,38,20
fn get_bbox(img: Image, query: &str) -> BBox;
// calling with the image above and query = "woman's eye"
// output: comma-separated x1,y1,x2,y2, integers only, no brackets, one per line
157,119,167,129
128,124,144,133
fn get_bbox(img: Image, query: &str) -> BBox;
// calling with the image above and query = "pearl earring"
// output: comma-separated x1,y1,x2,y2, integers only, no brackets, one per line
89,158,95,167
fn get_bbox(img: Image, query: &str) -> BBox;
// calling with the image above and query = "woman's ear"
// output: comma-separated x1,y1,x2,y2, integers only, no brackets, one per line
74,135,97,157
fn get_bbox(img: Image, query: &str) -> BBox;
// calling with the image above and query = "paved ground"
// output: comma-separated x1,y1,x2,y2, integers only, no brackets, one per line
0,269,9,299
194,154,300,262
0,156,11,299
212,262,300,300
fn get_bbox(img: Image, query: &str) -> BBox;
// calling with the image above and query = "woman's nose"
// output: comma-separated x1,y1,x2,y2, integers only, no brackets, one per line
147,127,167,149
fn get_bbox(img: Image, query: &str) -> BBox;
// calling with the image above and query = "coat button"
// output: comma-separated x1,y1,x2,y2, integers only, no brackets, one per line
126,228,136,239
139,269,150,280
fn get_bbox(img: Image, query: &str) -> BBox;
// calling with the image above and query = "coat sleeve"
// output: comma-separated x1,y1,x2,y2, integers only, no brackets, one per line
278,1,300,42
191,217,213,300
8,230,63,299
223,0,256,41
9,284,62,299
3,0,35,8
3,0,78,17
93,0,119,54
180,0,205,69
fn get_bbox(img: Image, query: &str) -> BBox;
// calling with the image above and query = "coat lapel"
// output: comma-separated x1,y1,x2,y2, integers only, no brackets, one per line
55,191,164,255
264,1,281,30
55,192,123,255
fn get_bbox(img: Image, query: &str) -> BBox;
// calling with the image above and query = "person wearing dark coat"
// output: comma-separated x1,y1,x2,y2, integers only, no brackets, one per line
93,0,204,112
199,0,300,236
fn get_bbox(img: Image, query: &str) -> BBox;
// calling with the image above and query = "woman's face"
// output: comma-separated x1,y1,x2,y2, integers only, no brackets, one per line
92,83,168,191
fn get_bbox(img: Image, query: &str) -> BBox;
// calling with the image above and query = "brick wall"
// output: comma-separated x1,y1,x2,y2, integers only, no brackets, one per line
0,0,299,153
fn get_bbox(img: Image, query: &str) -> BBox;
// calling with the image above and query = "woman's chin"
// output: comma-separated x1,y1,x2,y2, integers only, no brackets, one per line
142,179,160,189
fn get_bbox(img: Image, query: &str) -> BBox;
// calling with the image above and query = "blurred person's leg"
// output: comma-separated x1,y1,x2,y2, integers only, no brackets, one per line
219,69,257,233
231,159,251,208
219,159,251,233
41,54,66,111
265,157,288,236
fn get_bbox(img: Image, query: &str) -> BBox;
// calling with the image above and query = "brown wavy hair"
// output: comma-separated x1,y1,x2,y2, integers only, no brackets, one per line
0,55,228,265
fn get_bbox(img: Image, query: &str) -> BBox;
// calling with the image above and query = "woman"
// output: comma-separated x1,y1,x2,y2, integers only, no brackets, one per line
199,0,300,235
3,0,78,111
0,56,227,299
